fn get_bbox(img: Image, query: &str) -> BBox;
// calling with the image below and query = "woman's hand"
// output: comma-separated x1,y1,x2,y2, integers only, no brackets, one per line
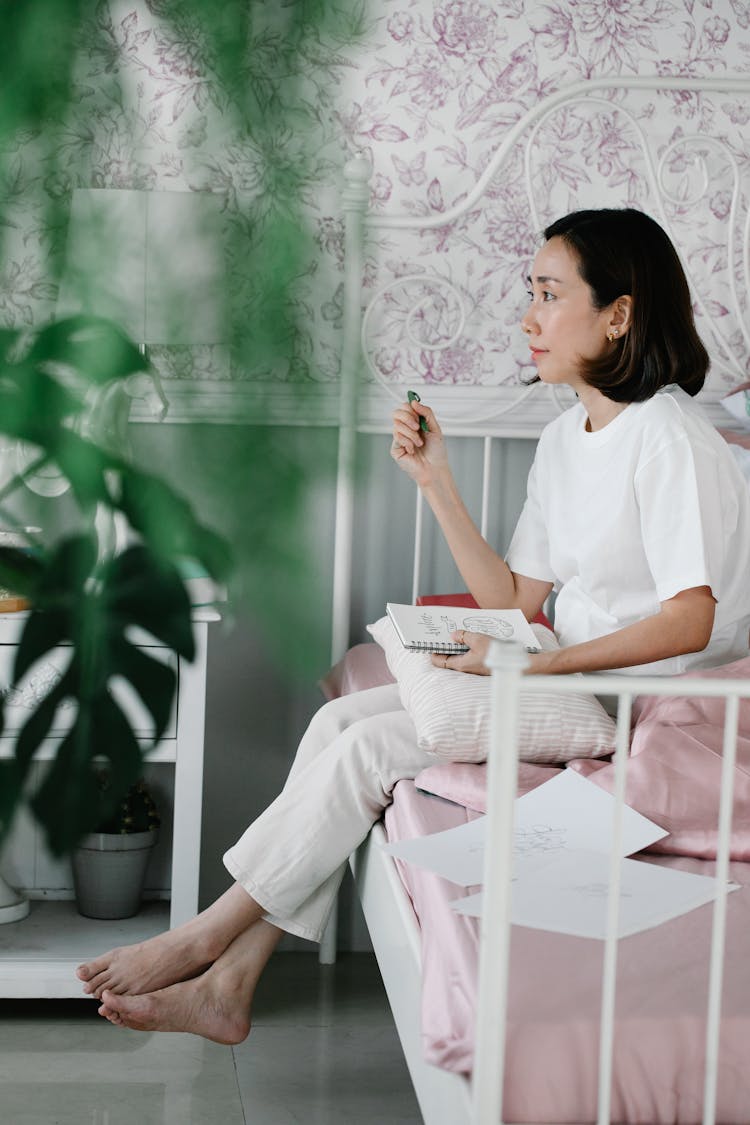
431,633,559,676
391,398,449,487
430,630,491,676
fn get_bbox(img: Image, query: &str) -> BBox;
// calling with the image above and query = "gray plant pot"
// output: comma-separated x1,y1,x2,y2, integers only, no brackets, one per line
72,829,158,920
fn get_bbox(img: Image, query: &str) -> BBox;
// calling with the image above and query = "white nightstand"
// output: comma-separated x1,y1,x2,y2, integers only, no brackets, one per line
0,608,218,998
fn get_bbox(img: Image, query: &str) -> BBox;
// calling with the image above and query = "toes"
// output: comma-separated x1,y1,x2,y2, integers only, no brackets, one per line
83,971,117,998
77,956,116,992
99,993,125,1025
77,954,109,980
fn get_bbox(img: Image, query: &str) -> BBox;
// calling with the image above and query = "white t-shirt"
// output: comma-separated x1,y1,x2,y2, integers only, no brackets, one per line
506,387,750,675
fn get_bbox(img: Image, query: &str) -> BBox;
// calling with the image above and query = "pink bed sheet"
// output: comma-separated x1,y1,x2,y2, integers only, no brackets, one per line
384,778,750,1125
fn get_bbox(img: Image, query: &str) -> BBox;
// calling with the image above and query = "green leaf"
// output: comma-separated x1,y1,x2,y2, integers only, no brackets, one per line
4,535,189,847
0,364,85,444
108,638,177,744
119,470,232,581
30,693,144,855
103,545,195,659
32,533,98,606
0,329,20,361
27,316,146,387
13,609,69,683
43,430,116,508
0,546,44,601
0,760,23,848
14,673,73,774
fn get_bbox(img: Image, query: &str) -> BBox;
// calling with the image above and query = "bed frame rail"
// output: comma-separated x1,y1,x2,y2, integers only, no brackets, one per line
479,646,750,1125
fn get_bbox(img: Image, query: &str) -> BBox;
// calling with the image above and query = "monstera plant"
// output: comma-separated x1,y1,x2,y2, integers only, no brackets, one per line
0,315,230,857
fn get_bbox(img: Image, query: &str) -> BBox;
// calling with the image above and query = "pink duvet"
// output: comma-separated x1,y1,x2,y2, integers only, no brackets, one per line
385,778,750,1125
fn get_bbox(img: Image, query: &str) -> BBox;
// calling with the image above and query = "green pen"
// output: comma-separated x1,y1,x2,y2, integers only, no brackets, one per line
407,389,429,433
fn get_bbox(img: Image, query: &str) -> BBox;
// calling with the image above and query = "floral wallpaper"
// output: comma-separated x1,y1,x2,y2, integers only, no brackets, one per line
2,0,750,419
342,0,750,407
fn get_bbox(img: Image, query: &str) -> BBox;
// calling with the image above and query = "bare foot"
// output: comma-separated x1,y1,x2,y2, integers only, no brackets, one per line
76,929,216,999
98,976,251,1045
76,883,263,999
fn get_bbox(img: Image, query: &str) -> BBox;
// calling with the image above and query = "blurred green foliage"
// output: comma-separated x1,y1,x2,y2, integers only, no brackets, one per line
0,1,365,854
0,314,231,853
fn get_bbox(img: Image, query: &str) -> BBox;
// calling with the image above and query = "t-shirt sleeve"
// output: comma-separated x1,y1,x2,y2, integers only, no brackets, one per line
505,455,557,584
635,434,733,603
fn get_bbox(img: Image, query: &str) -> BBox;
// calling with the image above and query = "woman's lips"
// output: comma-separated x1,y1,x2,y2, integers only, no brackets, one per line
529,347,547,361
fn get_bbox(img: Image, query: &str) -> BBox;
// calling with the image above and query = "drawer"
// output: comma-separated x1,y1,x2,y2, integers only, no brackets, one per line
0,645,178,740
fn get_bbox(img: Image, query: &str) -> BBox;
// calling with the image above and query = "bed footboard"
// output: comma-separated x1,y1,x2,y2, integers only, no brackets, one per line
478,643,750,1125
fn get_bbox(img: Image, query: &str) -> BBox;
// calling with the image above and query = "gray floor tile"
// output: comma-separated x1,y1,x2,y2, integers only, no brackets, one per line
236,953,422,1124
0,953,422,1125
233,1024,422,1124
252,950,402,1028
0,999,244,1125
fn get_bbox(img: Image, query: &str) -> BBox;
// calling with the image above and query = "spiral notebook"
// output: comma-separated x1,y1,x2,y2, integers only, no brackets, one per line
385,602,541,654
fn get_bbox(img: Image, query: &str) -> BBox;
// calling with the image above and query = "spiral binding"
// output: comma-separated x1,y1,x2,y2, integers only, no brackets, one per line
408,641,469,653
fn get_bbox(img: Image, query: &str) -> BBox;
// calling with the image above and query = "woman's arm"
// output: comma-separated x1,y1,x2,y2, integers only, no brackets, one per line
440,586,716,676
391,398,552,619
534,585,715,674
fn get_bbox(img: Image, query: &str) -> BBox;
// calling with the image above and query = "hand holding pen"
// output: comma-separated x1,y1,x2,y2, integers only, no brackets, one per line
390,389,449,485
407,389,430,432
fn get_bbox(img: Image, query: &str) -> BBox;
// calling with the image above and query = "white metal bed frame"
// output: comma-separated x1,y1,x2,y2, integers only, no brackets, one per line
350,661,750,1125
326,75,750,1124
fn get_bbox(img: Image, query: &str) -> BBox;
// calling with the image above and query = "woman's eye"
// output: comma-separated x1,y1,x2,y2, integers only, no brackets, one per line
542,290,555,302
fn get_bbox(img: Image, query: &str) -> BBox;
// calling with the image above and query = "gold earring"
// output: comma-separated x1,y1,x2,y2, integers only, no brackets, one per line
607,329,619,342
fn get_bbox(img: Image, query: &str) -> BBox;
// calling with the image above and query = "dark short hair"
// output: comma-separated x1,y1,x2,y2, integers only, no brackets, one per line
541,208,708,401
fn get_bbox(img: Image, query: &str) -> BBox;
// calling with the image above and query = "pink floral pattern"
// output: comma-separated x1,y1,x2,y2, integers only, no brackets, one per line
3,0,750,397
349,0,750,393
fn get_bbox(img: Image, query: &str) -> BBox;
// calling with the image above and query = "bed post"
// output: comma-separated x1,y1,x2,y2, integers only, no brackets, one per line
319,153,372,967
473,639,528,1124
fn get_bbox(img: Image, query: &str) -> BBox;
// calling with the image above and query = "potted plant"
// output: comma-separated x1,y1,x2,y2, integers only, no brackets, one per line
0,315,230,863
71,770,161,920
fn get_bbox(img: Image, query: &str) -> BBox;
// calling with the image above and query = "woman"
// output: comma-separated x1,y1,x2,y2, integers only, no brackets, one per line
77,208,750,1041
394,208,750,681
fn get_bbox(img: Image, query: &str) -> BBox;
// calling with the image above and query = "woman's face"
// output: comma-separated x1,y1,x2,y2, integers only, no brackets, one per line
521,236,614,390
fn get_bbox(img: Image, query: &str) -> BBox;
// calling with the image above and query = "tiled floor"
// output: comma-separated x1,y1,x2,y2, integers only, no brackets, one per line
0,953,423,1124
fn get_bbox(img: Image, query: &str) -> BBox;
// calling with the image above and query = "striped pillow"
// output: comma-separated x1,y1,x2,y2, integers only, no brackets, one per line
366,616,616,764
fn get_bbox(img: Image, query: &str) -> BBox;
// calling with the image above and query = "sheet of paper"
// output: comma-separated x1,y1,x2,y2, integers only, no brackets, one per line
450,850,740,939
513,768,668,864
381,815,489,887
381,769,668,888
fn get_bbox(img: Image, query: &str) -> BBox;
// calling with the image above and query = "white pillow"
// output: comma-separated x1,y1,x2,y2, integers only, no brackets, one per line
366,616,616,765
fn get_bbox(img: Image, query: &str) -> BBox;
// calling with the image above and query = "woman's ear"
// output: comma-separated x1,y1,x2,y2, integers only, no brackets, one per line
608,294,633,337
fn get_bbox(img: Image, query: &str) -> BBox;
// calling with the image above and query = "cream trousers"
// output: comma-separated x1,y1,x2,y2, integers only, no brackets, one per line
222,683,436,943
